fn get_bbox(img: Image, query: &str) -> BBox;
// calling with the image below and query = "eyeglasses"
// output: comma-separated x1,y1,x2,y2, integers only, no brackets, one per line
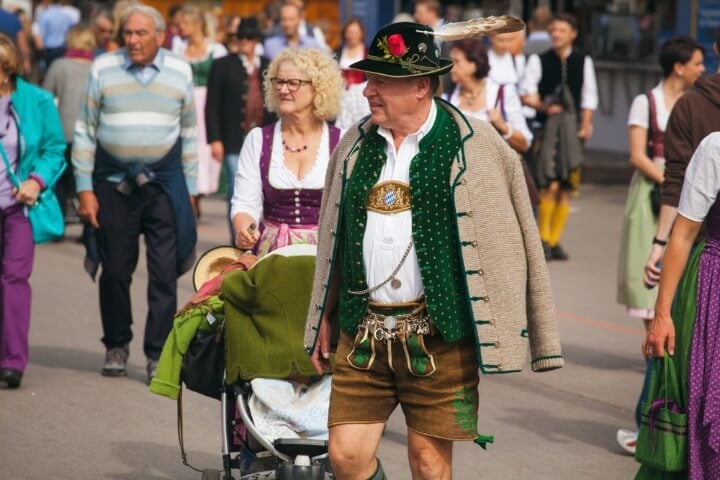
270,77,312,92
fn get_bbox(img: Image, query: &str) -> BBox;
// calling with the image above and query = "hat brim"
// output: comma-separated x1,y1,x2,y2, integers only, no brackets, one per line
192,246,246,291
350,57,453,78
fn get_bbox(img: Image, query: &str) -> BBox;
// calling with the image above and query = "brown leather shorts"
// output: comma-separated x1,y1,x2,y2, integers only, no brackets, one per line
329,330,480,441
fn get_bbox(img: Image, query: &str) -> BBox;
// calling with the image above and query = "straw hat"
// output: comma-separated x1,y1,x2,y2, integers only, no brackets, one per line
192,246,246,291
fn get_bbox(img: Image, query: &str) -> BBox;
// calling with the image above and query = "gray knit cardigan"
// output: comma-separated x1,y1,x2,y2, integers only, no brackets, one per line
304,100,563,374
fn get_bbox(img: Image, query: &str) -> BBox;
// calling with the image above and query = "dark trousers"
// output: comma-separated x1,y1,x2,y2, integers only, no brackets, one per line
96,181,177,360
56,144,76,220
41,47,66,70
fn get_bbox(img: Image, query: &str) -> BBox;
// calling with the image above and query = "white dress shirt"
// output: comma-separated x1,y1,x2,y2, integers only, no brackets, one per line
363,102,438,303
230,122,335,223
520,49,599,111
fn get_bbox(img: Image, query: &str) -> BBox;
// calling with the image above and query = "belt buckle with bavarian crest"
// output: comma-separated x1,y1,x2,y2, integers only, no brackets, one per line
367,180,411,214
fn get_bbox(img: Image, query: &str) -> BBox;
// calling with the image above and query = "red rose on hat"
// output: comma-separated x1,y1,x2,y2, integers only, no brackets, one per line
386,34,407,57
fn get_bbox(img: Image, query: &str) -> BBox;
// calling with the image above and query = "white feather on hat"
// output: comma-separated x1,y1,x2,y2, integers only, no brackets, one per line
421,15,525,42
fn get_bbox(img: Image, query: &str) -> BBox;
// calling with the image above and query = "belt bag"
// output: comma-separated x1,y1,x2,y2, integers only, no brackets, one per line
0,143,65,243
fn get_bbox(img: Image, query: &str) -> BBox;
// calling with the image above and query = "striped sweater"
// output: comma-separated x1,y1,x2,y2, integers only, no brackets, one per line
72,48,198,194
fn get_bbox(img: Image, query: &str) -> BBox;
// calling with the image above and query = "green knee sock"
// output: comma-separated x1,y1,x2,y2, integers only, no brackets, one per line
366,458,387,480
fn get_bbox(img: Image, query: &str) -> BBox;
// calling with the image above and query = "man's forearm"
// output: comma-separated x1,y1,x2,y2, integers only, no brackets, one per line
581,109,593,130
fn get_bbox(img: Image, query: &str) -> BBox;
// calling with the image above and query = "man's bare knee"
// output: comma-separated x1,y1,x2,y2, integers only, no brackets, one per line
409,447,451,479
408,431,453,480
329,423,384,480
329,441,374,478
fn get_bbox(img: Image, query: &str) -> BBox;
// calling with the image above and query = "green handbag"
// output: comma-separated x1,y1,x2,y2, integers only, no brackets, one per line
635,355,688,472
0,143,65,244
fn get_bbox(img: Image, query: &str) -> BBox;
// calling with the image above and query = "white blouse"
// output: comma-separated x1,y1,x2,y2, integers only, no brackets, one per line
678,132,720,223
172,40,227,60
444,79,533,145
627,83,670,132
230,122,336,223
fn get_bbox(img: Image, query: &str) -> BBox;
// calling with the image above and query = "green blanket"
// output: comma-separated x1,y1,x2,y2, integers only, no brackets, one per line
222,255,319,384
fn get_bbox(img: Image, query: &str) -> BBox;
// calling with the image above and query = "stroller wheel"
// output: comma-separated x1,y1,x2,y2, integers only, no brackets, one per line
201,469,222,480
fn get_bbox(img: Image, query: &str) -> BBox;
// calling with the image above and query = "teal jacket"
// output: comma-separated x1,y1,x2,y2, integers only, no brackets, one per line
10,77,66,187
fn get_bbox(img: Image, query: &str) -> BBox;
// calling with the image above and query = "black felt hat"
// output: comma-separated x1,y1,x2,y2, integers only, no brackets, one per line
350,22,453,78
236,17,263,40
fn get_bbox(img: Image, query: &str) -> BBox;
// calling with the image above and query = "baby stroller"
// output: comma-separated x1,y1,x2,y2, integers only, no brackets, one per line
159,245,333,480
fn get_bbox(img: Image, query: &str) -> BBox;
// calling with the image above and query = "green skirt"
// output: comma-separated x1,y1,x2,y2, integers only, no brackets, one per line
617,169,663,312
634,241,704,479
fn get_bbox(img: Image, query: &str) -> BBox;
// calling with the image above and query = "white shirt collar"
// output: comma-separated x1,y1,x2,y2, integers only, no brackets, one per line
239,54,261,74
377,99,438,147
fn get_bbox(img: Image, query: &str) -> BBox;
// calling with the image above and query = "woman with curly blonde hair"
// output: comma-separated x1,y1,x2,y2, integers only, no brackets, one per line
231,48,342,257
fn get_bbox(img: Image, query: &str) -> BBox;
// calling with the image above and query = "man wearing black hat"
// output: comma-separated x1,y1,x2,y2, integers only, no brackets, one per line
304,21,563,479
205,17,274,239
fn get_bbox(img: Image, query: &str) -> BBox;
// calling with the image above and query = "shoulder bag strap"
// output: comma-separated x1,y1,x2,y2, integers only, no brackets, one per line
494,84,506,120
646,90,658,157
0,142,65,193
0,143,20,189
177,388,203,473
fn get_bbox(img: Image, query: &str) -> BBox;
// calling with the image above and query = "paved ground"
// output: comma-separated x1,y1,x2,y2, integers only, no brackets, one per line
0,184,644,479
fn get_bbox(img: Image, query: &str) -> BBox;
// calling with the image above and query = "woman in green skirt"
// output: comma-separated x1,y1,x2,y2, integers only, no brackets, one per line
616,36,706,453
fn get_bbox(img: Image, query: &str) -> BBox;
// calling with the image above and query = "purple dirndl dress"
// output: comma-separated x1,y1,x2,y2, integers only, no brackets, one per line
254,122,341,257
689,201,720,478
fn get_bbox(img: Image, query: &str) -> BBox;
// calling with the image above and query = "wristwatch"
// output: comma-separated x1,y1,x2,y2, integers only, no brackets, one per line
652,237,668,246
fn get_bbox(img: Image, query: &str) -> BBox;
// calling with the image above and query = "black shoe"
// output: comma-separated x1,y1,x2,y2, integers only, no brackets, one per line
102,345,129,377
0,368,22,389
542,241,553,261
550,244,569,261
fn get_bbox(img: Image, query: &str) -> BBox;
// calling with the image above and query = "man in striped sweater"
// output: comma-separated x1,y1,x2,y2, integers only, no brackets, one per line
72,5,198,384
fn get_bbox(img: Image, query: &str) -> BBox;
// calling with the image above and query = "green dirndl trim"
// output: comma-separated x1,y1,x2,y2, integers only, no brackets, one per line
634,241,704,479
617,167,664,312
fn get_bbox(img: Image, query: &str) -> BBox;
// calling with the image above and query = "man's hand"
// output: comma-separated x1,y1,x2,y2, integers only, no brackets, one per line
578,123,594,141
13,178,42,206
210,141,224,162
546,104,564,115
311,316,333,375
190,195,199,218
78,190,100,228
643,244,665,288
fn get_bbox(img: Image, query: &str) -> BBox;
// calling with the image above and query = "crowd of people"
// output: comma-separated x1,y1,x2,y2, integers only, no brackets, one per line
0,0,718,478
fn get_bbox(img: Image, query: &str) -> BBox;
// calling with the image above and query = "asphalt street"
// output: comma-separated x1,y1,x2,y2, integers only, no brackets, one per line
0,184,643,479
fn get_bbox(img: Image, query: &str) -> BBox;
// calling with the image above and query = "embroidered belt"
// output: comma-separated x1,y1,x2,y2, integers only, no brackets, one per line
346,304,437,377
366,180,411,214
362,309,431,342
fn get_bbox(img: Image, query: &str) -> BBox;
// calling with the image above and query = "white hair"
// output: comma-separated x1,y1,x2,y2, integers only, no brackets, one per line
121,5,166,33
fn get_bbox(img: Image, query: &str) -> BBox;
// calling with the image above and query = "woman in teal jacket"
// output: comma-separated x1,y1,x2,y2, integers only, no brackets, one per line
0,33,66,389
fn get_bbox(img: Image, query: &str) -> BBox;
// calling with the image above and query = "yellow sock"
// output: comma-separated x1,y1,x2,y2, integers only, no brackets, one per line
548,202,570,247
538,198,556,243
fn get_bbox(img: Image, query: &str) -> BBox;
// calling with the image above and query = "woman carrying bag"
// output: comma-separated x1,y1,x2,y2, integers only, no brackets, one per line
0,33,66,389
644,132,720,478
